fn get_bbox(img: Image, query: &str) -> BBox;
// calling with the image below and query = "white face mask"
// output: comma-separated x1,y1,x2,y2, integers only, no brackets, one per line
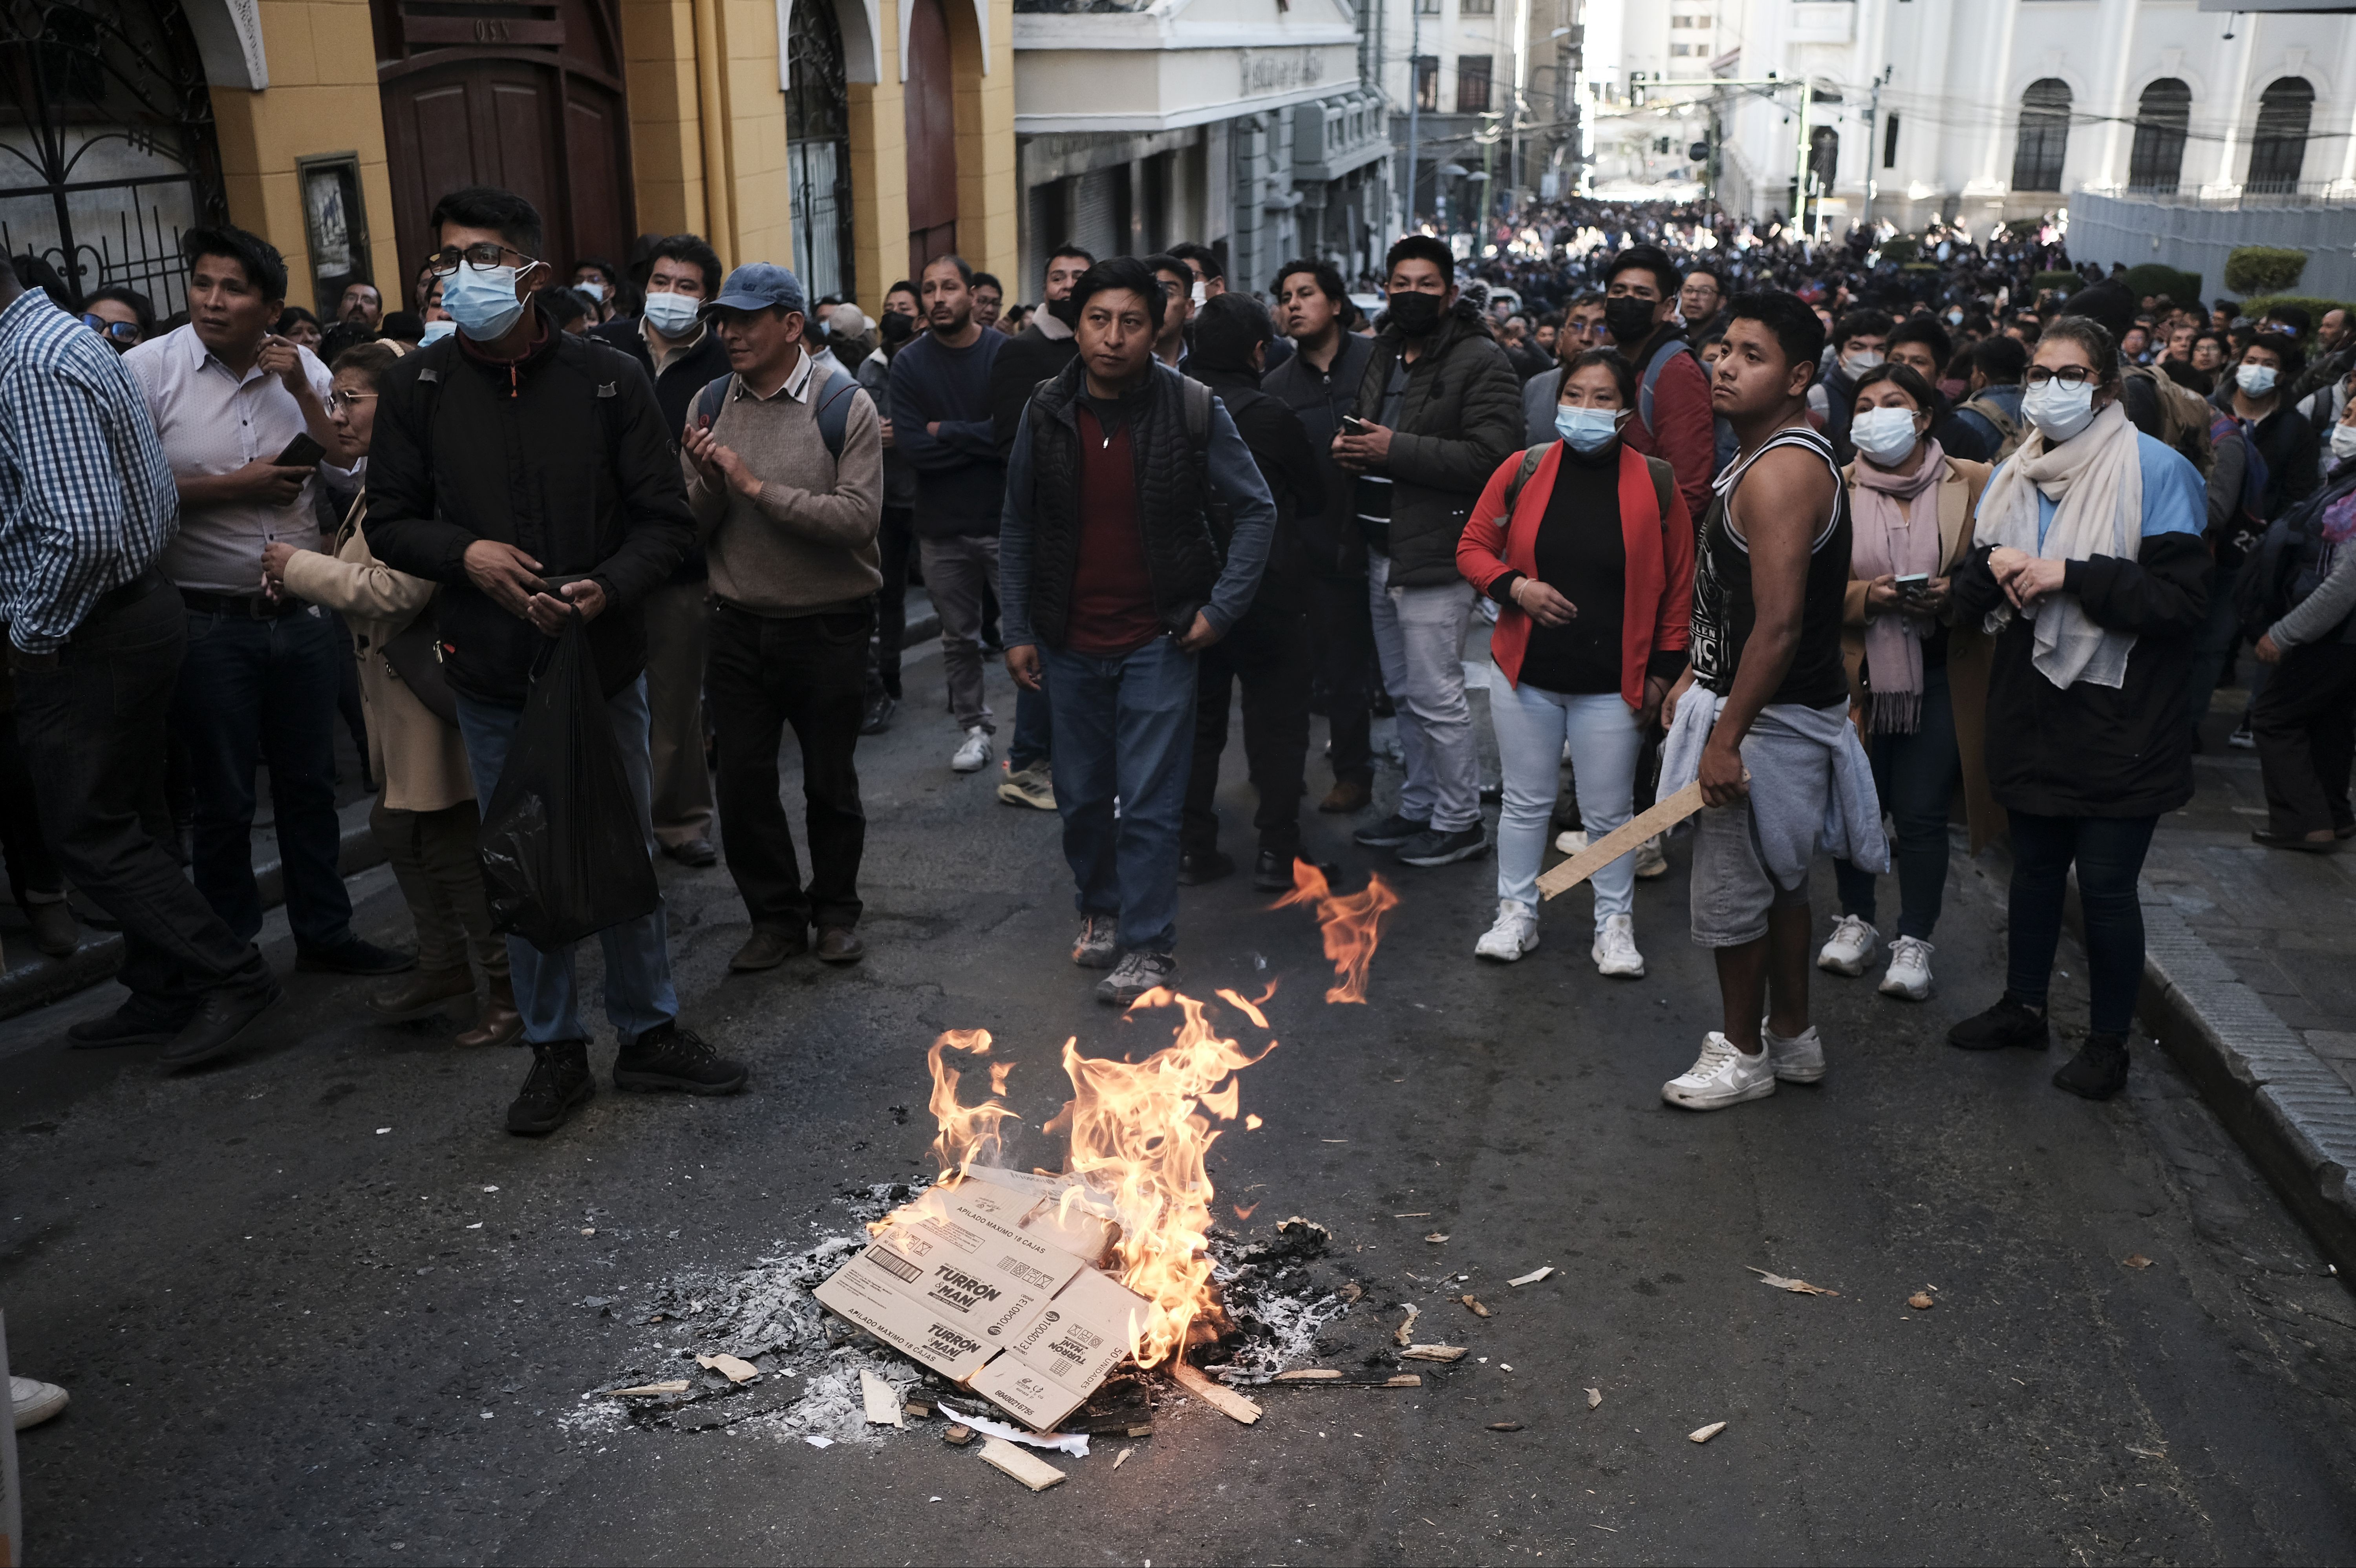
1840,349,1885,379
1189,281,1209,309
1554,404,1626,454
419,318,456,345
2022,377,2098,441
2237,362,2279,398
643,289,702,338
2331,421,2356,462
1850,404,1922,467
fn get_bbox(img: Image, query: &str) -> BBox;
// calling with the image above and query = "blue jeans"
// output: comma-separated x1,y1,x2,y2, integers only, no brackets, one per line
1489,680,1640,923
1833,664,1960,941
1011,681,1052,772
453,676,678,1045
2005,810,2158,1038
172,603,354,951
1041,636,1195,953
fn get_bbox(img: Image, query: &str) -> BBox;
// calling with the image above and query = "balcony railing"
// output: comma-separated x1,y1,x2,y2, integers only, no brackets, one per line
2078,179,2356,210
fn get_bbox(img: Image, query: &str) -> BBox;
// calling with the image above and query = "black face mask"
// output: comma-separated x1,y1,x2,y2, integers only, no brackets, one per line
1048,294,1082,329
1605,296,1659,345
1387,290,1443,336
879,311,915,347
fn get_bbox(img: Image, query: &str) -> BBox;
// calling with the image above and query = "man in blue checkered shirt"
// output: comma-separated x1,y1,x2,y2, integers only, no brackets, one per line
0,259,276,1067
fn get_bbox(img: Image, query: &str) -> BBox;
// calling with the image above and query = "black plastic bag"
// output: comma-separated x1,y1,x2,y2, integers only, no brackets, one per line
478,616,660,951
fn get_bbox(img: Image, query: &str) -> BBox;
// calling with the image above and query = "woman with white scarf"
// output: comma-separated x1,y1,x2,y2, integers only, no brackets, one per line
1946,317,2210,1101
1819,364,1997,1004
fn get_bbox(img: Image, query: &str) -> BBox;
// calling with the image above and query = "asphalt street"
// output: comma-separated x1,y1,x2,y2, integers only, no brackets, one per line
5,644,2356,1565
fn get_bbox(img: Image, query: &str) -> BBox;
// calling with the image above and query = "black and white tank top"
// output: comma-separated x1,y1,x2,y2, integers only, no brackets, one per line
1688,424,1852,708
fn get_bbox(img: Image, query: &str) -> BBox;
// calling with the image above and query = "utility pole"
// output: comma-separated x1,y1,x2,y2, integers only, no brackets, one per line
1793,76,1813,239
1509,0,1530,219
1403,0,1423,234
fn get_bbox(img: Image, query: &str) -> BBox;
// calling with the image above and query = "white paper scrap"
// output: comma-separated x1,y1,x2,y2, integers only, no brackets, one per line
952,1406,1091,1458
1508,1266,1554,1287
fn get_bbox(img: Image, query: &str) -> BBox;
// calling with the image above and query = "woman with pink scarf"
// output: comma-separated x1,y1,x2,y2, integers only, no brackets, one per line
1818,363,2000,1003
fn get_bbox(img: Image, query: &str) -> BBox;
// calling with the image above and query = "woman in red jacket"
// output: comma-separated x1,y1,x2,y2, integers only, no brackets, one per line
1457,349,1696,975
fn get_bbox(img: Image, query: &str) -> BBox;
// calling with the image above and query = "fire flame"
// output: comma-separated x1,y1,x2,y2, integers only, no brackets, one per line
1271,860,1401,1003
926,1029,1020,1177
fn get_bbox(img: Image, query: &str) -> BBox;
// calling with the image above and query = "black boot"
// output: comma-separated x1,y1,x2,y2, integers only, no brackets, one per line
507,1040,594,1135
2053,1033,2130,1100
1947,994,2051,1052
613,1021,747,1095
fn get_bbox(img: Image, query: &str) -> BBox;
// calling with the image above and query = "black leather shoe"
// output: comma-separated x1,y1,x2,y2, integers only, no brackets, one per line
67,1003,189,1050
816,925,865,964
1178,848,1235,886
614,1021,747,1095
1253,849,1301,892
2053,1033,2130,1100
507,1040,594,1134
295,938,415,977
729,924,808,971
860,693,898,735
664,837,720,868
1947,994,2051,1052
159,981,283,1069
26,899,79,958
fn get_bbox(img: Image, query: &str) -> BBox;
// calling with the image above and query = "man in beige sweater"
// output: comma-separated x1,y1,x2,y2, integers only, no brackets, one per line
681,264,885,970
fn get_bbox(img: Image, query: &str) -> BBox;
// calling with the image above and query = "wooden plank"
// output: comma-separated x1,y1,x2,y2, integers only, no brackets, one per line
859,1368,904,1428
1537,780,1707,900
1170,1363,1262,1425
977,1437,1068,1491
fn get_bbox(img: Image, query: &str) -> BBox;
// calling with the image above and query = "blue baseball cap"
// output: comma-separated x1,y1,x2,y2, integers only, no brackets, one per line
705,263,807,317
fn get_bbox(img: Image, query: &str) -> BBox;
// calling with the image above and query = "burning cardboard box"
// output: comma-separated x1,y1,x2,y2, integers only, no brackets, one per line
814,1168,1150,1431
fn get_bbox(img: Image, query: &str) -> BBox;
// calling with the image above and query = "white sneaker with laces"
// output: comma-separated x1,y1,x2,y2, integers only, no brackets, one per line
1591,913,1645,977
951,726,992,773
1879,936,1935,1001
1816,913,1878,976
1553,828,1589,856
1764,1020,1826,1084
1633,834,1669,879
1662,1032,1778,1110
1474,899,1540,961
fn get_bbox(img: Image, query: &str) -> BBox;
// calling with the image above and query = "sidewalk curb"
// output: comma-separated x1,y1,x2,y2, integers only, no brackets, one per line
2134,884,2356,1277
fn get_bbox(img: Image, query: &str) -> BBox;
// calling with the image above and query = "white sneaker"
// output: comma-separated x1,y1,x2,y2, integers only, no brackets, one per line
1474,899,1540,962
1553,829,1589,856
1764,1020,1826,1084
1662,1032,1778,1111
1633,834,1669,879
951,726,992,773
12,1374,67,1429
1591,913,1645,978
1879,936,1935,1001
1817,913,1877,976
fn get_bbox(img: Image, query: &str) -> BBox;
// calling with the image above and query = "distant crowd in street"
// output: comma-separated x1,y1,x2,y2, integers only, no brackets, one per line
4,181,2354,1162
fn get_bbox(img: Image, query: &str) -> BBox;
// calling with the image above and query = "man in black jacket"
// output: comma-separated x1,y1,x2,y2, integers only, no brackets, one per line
366,186,746,1137
1334,236,1522,868
1265,258,1379,813
589,233,730,867
1179,294,1327,891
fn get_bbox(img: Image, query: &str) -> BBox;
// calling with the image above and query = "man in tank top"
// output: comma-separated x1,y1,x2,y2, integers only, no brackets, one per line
1655,291,1889,1113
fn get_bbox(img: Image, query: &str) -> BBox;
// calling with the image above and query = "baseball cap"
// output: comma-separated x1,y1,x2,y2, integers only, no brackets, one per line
705,263,807,317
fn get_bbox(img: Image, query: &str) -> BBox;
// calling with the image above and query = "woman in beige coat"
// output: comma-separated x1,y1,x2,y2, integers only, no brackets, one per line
262,342,518,1045
1816,361,2001,1004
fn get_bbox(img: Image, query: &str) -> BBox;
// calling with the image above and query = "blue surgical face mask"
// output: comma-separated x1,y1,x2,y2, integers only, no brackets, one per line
445,263,527,342
420,318,456,345
643,289,702,338
1555,404,1625,453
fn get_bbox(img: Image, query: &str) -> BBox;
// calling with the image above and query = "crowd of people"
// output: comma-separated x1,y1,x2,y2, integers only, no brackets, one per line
2,182,2352,1165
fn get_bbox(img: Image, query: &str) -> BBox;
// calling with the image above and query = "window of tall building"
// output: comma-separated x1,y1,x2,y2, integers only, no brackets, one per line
1457,55,1493,115
2127,78,2190,193
2010,78,2072,192
2247,77,2315,194
1414,55,1440,112
1882,113,1900,169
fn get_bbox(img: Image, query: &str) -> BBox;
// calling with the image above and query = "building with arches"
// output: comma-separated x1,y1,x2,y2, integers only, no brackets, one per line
1,0,1019,320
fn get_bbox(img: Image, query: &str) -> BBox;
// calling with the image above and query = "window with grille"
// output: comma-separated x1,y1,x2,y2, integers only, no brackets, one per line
1414,56,1440,112
2128,78,2190,193
2247,77,2314,194
2011,78,2072,192
1457,55,1492,115
1462,0,1494,15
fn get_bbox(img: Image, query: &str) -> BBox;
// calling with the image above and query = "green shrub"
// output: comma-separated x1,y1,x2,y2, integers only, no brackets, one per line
2224,246,2308,295
2120,263,2202,306
2031,270,2081,297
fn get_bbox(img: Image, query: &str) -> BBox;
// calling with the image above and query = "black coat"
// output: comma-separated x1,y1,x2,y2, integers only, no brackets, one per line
990,318,1078,459
1950,531,2210,818
589,316,730,580
364,314,696,706
1194,364,1324,591
1262,331,1376,576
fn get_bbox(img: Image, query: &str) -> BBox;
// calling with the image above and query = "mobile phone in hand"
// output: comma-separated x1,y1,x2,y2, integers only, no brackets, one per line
1342,415,1373,435
1895,572,1930,599
274,432,326,468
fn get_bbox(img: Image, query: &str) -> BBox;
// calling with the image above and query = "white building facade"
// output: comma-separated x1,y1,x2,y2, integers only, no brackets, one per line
1369,0,1583,234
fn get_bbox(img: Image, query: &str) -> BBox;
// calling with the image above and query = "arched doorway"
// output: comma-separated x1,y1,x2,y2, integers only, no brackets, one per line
370,0,633,297
787,0,854,300
2247,77,2315,195
0,0,227,313
2011,78,2072,193
903,0,957,271
2129,79,2191,193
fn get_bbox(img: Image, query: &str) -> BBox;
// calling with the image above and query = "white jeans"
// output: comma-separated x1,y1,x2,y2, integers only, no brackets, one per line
1367,552,1480,832
1489,678,1642,923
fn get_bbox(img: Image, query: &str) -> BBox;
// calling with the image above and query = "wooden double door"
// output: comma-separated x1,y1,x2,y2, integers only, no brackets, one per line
371,0,634,294
904,0,957,272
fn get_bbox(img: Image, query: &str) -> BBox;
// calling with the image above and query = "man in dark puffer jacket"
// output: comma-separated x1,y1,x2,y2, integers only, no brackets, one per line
1000,258,1276,1007
1335,235,1523,868
366,185,746,1139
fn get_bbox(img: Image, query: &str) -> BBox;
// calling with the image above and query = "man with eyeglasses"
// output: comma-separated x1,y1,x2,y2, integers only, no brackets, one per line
124,225,412,1044
365,185,742,1137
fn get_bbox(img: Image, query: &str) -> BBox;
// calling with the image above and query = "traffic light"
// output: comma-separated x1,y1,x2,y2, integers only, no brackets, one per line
1689,141,1710,163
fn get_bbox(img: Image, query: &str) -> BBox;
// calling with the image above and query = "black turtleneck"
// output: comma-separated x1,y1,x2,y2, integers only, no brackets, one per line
1509,440,1626,695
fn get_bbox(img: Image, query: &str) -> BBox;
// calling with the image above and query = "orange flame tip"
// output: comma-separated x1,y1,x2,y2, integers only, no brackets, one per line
1233,1201,1260,1220
1272,862,1401,1003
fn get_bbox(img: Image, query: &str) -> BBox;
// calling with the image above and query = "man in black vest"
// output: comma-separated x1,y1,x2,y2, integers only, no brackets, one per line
999,258,1277,1005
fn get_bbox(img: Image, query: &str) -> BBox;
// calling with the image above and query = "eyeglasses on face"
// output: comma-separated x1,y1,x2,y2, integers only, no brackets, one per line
2023,365,2096,387
421,242,540,278
326,389,378,413
82,315,140,342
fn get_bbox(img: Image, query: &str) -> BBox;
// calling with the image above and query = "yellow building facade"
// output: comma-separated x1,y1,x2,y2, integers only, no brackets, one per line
0,0,1016,322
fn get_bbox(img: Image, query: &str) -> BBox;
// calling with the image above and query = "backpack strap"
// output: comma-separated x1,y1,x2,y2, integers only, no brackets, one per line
809,363,861,457
695,373,734,431
1502,443,1550,513
1637,337,1690,435
1181,374,1213,455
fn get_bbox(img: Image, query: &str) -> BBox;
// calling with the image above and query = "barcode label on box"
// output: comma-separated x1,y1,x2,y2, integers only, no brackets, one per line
864,1244,922,1284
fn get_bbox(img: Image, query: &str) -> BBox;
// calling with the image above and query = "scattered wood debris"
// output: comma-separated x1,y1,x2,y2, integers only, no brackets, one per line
1171,1363,1262,1425
1908,1292,1935,1310
2123,1254,2154,1269
1393,1212,1433,1218
860,1369,904,1428
1114,1446,1134,1470
1338,1281,1364,1302
1586,1387,1602,1410
1460,1294,1491,1318
1689,1421,1727,1444
1274,1369,1344,1382
1394,1305,1421,1346
942,1423,975,1447
903,1398,935,1420
1400,1344,1467,1363
604,1380,690,1398
977,1437,1067,1492
1507,1266,1553,1287
1488,1421,1523,1432
1749,1267,1840,1297
1425,1232,1449,1244
697,1353,760,1384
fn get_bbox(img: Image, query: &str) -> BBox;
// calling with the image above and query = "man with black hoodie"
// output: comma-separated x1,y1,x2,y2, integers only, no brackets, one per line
366,186,746,1137
1179,293,1326,890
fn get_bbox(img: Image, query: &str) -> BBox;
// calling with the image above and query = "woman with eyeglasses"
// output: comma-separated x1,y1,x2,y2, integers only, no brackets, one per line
81,285,153,353
257,341,521,1048
1946,316,2210,1100
1815,362,1997,1004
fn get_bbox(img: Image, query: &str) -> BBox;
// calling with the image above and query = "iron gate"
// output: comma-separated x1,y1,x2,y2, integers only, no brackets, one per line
1,0,226,316
785,0,854,302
